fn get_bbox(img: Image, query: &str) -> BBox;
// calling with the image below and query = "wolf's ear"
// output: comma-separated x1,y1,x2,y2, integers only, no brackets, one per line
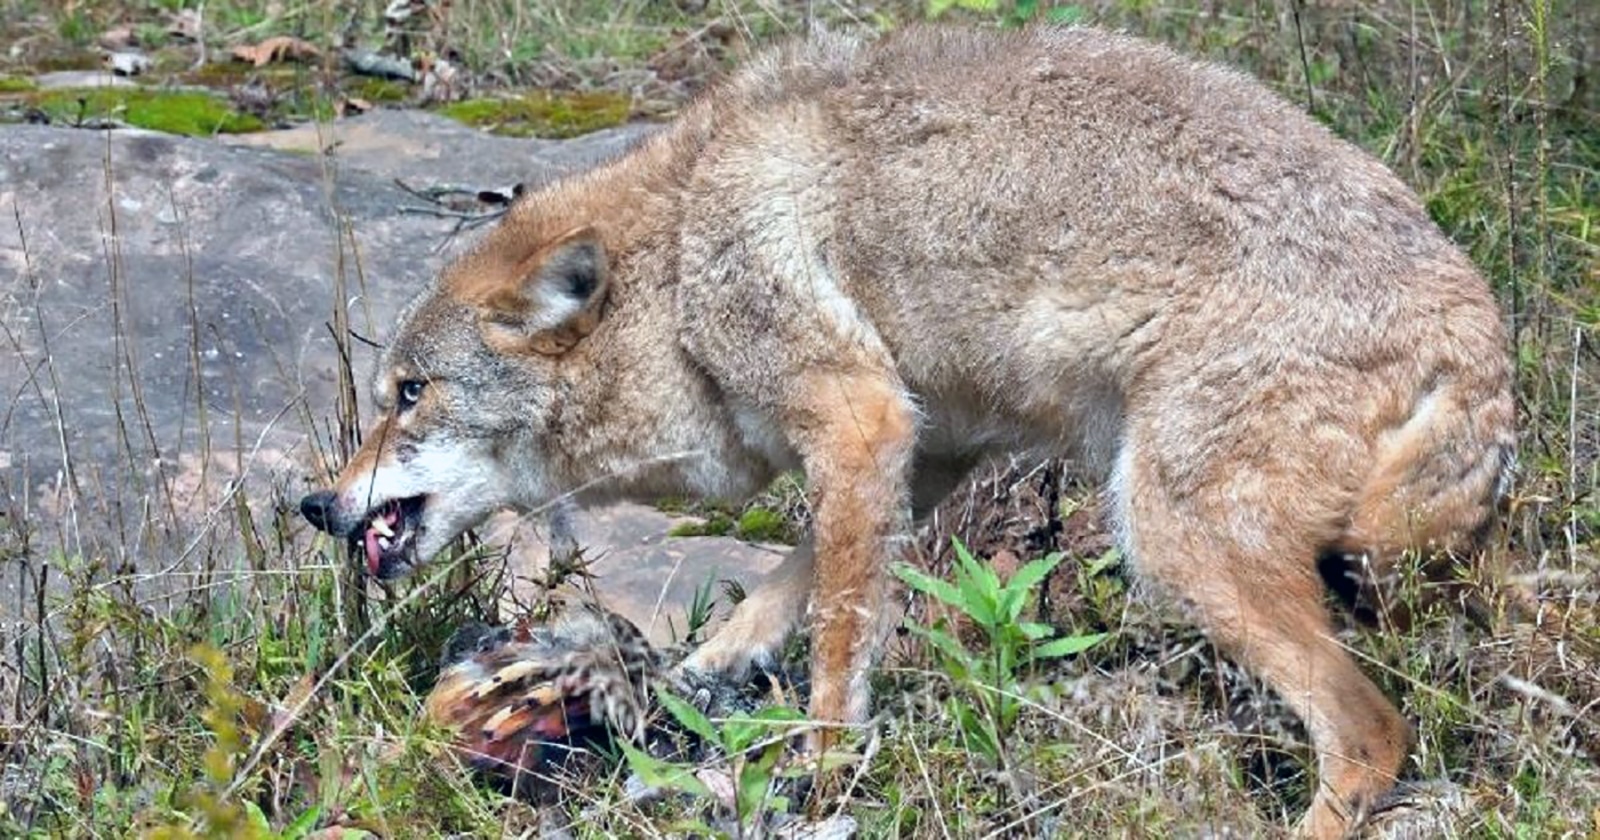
483,227,610,355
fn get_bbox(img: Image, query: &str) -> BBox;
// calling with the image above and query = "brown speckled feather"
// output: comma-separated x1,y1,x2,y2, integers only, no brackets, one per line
424,601,666,789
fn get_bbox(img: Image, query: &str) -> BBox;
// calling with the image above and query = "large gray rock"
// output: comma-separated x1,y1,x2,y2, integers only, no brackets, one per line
218,108,649,187
0,110,783,634
1,110,651,479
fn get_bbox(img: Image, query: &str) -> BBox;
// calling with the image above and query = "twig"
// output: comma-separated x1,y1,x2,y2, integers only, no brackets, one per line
1499,0,1523,374
346,328,383,350
397,204,503,221
191,1,207,71
1289,0,1315,113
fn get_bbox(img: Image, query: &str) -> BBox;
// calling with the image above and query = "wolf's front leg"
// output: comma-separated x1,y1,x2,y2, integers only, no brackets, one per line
673,170,915,734
785,369,916,731
680,368,914,734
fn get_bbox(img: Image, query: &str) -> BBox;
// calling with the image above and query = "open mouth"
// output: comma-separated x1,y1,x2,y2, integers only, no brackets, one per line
357,496,427,578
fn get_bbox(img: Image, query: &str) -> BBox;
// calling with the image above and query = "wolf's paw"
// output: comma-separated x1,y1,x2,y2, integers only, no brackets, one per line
678,631,780,682
678,590,801,680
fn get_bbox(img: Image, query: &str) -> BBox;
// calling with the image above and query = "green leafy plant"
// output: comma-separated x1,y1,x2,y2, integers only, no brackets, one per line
667,512,736,538
928,0,1084,27
671,575,721,645
927,0,997,16
667,504,795,543
893,538,1106,764
1011,0,1084,26
621,691,809,837
241,803,325,840
144,645,285,839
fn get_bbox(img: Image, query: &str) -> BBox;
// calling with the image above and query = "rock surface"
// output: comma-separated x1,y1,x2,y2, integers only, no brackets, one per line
0,109,784,635
33,70,141,89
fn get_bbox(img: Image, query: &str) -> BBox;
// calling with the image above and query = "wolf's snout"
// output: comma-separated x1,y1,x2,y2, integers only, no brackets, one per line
299,490,339,534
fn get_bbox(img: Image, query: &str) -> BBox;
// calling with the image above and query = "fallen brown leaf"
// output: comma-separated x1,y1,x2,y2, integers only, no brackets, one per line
232,36,322,68
306,828,377,840
270,672,318,733
97,26,135,51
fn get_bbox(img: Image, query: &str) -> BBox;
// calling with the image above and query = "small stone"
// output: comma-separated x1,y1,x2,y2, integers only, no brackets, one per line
34,71,137,90
622,772,663,805
107,51,152,77
773,814,859,840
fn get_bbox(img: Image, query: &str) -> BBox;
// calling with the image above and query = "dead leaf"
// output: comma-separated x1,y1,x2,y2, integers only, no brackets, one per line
270,673,318,733
232,36,322,68
306,829,377,840
97,26,135,51
238,694,273,737
695,768,736,809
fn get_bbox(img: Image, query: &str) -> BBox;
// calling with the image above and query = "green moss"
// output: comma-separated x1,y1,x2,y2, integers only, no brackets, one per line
182,61,258,86
735,507,789,543
436,90,629,138
665,506,794,543
653,496,693,514
26,88,264,136
668,514,735,539
55,11,95,47
177,62,303,88
436,98,507,124
148,47,205,76
350,77,411,103
135,22,171,50
0,76,37,93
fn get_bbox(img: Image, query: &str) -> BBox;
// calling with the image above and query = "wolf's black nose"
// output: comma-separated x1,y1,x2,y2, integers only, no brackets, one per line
299,490,338,534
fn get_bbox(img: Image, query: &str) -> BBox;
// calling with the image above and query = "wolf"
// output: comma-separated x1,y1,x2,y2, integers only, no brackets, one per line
299,24,1516,837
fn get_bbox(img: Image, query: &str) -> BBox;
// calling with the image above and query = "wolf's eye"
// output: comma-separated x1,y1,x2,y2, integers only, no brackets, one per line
397,380,426,410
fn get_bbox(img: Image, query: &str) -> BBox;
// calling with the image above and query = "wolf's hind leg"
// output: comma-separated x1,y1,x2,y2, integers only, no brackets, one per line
1114,435,1409,840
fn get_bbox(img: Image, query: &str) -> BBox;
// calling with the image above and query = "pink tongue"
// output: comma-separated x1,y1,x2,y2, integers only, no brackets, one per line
364,529,381,575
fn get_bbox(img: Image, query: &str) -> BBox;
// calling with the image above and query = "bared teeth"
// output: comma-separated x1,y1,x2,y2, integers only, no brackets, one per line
371,516,395,538
378,536,392,550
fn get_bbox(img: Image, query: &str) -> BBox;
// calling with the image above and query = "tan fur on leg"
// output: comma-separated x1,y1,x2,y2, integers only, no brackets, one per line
786,370,916,735
682,540,815,677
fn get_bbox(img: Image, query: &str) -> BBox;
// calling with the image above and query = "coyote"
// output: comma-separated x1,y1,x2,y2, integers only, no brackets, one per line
300,24,1515,837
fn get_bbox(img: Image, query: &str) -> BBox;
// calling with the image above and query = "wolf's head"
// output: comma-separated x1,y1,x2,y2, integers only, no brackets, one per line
300,223,611,579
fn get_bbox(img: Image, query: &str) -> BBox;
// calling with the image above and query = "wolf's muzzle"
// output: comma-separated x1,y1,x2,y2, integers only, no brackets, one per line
299,490,341,535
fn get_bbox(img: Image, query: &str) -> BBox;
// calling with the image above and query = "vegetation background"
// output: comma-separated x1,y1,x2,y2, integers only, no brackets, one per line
0,0,1595,836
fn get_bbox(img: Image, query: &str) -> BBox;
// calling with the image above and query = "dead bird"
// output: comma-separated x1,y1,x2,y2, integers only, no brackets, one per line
424,599,798,798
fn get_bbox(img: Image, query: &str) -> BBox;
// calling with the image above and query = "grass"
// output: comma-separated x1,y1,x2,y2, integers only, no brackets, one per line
0,0,1596,837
